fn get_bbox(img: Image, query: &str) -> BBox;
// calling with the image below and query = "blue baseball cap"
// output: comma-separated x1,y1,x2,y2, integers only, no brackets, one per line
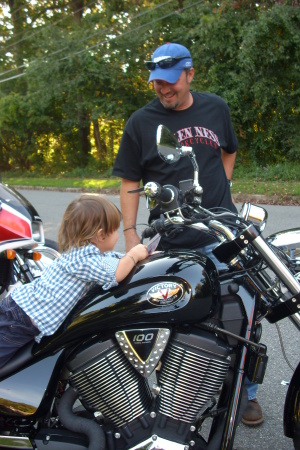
147,43,193,84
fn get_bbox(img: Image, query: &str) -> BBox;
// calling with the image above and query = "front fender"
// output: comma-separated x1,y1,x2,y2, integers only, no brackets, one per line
283,361,300,446
267,228,300,272
267,228,300,330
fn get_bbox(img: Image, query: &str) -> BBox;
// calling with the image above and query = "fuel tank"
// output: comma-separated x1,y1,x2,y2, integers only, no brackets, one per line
37,250,218,352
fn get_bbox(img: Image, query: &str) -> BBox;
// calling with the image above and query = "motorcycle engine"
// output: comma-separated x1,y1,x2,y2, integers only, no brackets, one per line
67,328,231,449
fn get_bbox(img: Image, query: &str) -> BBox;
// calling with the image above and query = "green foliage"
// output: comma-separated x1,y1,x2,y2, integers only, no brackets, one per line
175,1,300,166
0,0,299,174
0,92,37,171
234,160,300,181
234,4,300,164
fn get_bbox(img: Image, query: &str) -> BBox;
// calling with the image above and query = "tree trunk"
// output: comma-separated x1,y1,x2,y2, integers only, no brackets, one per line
78,109,91,167
93,120,107,158
8,0,26,70
70,0,84,24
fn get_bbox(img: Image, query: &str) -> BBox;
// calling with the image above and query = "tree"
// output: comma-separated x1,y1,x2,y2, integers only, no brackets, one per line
235,4,300,164
0,0,299,173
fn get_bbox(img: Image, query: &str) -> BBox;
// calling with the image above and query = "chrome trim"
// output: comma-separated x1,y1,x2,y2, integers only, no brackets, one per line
31,220,45,245
35,245,60,260
115,328,170,377
289,310,300,330
0,435,33,449
130,435,187,450
267,228,300,251
267,228,300,270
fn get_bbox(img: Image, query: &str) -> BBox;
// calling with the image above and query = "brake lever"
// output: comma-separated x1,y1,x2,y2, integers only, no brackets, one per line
128,187,145,194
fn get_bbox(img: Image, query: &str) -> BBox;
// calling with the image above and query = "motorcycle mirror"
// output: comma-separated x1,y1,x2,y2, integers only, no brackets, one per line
156,125,181,164
156,125,203,197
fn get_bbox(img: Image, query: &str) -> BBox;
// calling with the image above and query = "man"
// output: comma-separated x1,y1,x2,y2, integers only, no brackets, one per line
113,42,263,426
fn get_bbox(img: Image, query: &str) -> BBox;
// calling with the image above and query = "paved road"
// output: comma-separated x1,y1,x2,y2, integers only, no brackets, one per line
20,189,300,450
19,188,299,252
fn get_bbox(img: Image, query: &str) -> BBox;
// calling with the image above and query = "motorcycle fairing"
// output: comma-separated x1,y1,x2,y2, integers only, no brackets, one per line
0,201,32,242
0,183,45,251
0,183,40,223
0,349,64,418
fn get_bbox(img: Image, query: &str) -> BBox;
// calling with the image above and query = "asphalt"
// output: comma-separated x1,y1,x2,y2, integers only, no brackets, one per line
12,184,300,206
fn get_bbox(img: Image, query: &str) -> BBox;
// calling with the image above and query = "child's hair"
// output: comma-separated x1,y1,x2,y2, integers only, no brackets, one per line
58,194,122,252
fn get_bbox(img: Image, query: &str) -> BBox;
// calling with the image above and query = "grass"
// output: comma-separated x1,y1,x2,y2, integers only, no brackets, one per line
232,180,300,197
2,176,300,201
1,176,121,191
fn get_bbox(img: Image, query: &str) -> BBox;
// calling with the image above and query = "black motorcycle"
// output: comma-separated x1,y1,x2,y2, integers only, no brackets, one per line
0,127,299,450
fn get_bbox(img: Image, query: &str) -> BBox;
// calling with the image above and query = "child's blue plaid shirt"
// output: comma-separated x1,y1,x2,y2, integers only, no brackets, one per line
12,244,123,342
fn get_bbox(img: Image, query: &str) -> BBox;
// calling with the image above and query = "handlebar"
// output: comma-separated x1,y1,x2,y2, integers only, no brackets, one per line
139,180,300,306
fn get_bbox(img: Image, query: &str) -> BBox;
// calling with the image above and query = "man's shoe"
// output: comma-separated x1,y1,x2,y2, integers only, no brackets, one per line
241,399,264,426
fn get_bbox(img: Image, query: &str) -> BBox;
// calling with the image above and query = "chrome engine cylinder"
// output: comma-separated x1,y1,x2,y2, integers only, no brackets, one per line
157,330,231,423
67,330,231,432
68,339,152,427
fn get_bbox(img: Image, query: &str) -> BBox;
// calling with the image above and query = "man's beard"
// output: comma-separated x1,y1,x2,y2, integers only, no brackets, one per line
159,98,178,110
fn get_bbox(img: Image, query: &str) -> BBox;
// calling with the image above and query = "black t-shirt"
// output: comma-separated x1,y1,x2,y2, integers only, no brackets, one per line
113,92,238,249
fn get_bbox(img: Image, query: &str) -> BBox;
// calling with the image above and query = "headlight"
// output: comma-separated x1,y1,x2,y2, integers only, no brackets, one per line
239,202,268,232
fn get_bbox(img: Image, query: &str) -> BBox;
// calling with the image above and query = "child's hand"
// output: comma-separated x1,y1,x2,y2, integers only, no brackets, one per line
128,244,148,263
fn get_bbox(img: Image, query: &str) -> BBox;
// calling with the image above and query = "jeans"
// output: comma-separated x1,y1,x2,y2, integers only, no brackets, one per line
0,294,39,368
245,378,258,401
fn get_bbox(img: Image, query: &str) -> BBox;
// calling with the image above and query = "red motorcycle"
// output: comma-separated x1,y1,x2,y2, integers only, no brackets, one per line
0,180,59,300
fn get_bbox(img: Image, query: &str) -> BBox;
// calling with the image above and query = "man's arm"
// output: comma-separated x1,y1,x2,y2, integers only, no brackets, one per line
221,150,236,181
120,178,141,252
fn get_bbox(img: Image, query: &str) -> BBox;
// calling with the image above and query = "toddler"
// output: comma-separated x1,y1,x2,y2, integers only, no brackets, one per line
0,194,148,368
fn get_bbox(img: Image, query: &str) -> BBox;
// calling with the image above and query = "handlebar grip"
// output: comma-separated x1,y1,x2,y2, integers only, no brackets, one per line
144,182,174,204
141,219,166,242
144,182,180,212
159,186,174,204
151,217,170,233
142,227,155,239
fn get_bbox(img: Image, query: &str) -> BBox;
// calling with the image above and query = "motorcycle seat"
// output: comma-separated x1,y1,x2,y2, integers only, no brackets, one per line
0,341,35,380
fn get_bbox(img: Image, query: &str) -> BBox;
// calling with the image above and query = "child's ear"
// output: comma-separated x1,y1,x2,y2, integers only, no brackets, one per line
96,229,105,241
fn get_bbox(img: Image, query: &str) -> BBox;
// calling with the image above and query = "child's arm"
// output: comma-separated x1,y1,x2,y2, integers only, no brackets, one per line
115,244,148,282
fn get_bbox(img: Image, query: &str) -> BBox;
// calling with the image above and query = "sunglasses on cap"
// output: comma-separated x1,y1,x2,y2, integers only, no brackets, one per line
145,56,190,71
